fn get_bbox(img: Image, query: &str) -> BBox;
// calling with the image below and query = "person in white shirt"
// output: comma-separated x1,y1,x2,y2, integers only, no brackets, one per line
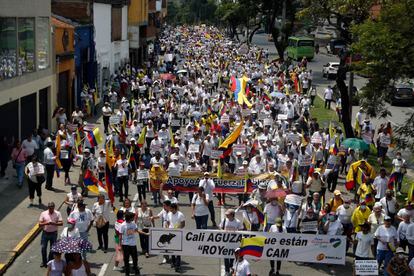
101,102,112,134
166,203,185,272
68,200,93,258
373,169,389,200
191,186,210,229
219,208,243,275
324,212,344,235
164,189,178,204
263,199,282,231
269,218,285,275
92,194,112,252
391,151,407,194
167,156,183,177
71,106,84,124
64,185,83,215
60,218,80,239
115,152,129,202
405,221,414,261
22,134,39,158
199,172,217,227
380,190,398,223
232,248,252,276
354,222,375,260
43,140,56,190
120,211,146,276
324,86,333,109
375,216,398,271
248,155,266,175
397,213,411,252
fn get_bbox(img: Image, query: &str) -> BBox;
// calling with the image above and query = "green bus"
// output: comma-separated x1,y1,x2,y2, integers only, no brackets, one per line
286,36,315,61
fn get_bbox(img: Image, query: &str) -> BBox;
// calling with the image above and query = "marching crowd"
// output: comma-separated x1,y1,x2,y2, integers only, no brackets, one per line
1,25,413,276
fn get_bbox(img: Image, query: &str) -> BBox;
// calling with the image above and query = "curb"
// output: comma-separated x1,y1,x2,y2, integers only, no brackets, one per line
0,201,65,275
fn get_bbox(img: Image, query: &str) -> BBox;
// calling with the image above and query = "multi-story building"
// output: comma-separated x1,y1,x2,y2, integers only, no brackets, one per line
0,0,55,140
94,0,130,89
128,0,148,67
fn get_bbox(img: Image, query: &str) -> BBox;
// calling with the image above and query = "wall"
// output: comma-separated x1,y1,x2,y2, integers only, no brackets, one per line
122,5,128,40
93,3,112,72
128,0,148,26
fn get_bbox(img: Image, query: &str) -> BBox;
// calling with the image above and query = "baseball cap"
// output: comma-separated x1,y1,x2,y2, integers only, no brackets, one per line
333,190,341,196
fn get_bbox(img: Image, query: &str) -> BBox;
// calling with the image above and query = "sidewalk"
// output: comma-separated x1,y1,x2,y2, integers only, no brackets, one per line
0,115,106,274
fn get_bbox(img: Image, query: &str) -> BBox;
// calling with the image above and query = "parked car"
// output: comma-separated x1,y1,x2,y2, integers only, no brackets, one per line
332,84,360,105
387,83,414,105
322,62,340,79
326,39,347,55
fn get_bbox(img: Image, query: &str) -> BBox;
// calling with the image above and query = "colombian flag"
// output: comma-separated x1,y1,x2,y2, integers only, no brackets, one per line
86,131,97,148
105,165,115,203
218,120,244,149
239,236,267,258
388,172,397,190
83,169,99,194
137,126,147,148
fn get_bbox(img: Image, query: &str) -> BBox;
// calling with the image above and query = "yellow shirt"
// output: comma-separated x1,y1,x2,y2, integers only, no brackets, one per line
351,207,371,232
357,183,374,206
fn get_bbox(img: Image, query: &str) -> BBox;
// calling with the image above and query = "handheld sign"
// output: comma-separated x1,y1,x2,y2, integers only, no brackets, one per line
354,260,378,275
109,116,120,125
210,150,223,160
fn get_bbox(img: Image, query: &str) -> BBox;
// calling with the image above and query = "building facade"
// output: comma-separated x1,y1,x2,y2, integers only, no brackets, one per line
0,0,55,140
52,16,75,114
128,0,148,67
94,0,130,92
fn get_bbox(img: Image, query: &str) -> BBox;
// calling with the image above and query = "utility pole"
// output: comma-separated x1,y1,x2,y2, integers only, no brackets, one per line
348,54,354,120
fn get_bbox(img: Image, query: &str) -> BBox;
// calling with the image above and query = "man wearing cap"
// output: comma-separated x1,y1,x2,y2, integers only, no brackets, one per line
68,200,94,258
231,248,252,276
64,185,83,216
167,155,183,177
220,208,243,275
329,190,344,212
352,201,371,233
102,102,112,134
199,172,217,227
386,247,410,275
130,120,141,138
354,222,375,260
38,202,63,267
79,148,96,197
375,215,398,273
43,139,56,191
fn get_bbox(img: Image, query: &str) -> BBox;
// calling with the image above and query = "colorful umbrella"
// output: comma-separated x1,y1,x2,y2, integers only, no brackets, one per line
270,91,285,99
265,189,287,199
51,237,93,254
160,73,176,81
342,138,369,151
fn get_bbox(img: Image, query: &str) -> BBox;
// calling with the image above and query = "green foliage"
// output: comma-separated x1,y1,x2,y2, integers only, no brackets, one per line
166,0,218,25
352,1,414,150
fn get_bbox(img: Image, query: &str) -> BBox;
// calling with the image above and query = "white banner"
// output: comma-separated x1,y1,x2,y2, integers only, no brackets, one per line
171,119,181,127
149,228,346,264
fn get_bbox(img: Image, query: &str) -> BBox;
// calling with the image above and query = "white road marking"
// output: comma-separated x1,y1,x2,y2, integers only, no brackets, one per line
220,206,226,276
98,263,108,276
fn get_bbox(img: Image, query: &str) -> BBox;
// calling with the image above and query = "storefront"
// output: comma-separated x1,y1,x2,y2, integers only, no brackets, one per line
0,0,55,140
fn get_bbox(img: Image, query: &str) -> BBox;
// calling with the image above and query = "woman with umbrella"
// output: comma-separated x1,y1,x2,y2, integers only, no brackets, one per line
65,253,91,276
263,189,285,231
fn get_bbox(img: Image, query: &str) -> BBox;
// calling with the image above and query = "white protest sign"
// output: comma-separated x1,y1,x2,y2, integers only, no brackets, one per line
188,144,200,153
258,113,269,120
299,155,312,166
221,115,230,124
311,133,323,144
109,116,120,125
242,109,251,117
354,260,378,275
210,150,223,160
277,114,288,120
301,220,318,233
149,228,346,264
264,118,273,126
171,119,181,127
380,135,391,146
137,170,149,180
233,144,246,155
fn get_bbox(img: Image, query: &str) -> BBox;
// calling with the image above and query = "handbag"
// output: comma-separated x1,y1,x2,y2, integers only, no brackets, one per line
12,148,23,169
36,175,46,184
95,204,107,228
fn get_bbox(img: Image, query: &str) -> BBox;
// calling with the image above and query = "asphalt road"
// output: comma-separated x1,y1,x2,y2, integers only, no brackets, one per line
251,33,413,128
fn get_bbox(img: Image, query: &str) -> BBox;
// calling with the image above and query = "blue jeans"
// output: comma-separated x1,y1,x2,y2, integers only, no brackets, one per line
80,231,89,259
195,215,208,229
377,249,393,275
41,231,57,265
15,162,25,186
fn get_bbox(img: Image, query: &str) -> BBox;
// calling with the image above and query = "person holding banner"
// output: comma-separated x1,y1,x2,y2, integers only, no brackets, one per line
219,208,243,275
231,248,252,276
166,203,185,272
191,186,209,229
269,218,285,275
199,172,217,228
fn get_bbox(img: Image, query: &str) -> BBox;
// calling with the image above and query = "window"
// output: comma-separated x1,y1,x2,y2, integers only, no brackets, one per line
18,18,35,74
37,17,49,70
111,7,122,41
0,18,17,80
298,40,314,47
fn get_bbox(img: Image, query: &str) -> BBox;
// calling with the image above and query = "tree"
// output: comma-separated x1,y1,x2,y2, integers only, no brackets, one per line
352,0,414,150
299,0,376,137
